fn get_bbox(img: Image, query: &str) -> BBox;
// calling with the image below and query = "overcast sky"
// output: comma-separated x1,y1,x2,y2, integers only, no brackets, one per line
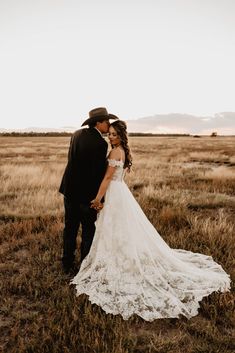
0,0,235,129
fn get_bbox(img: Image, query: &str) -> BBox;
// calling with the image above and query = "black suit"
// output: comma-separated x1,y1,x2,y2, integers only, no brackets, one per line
59,127,108,269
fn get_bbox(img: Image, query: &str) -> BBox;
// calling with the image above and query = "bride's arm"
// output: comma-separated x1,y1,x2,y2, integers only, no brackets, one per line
92,165,116,203
91,149,120,208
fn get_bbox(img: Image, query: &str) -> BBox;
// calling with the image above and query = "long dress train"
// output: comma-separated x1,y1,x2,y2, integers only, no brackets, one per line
71,159,231,321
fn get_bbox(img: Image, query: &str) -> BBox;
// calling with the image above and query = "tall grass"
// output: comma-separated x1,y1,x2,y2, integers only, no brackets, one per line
0,136,234,353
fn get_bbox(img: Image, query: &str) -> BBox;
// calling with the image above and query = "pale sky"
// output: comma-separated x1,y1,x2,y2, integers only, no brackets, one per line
0,0,235,129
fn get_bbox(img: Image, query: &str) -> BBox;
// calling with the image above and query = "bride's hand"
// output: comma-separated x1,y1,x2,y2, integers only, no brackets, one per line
90,199,103,211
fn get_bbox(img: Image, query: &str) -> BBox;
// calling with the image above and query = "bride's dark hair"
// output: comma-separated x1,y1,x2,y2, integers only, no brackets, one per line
110,120,132,171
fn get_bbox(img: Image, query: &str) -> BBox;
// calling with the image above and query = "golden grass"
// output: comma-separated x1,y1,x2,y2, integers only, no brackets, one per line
203,166,235,180
0,135,234,353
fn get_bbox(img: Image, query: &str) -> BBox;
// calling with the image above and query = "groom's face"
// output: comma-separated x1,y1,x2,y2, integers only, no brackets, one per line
96,119,110,133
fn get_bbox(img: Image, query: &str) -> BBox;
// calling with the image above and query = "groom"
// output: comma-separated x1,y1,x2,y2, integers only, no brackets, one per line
59,107,118,274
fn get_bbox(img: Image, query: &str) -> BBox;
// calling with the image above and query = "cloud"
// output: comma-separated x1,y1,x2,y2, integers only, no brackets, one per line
127,112,235,135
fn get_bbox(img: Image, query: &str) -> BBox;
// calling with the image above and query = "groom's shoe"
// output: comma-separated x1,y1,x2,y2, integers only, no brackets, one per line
62,263,80,275
63,265,72,275
62,262,74,274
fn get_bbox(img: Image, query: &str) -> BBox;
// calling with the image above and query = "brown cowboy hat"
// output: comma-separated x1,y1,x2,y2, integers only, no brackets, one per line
81,107,119,126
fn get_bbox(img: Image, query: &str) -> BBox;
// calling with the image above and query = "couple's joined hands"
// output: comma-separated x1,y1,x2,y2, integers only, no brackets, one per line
90,199,103,212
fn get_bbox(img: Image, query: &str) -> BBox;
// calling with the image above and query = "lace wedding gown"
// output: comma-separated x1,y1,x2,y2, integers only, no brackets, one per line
71,159,231,321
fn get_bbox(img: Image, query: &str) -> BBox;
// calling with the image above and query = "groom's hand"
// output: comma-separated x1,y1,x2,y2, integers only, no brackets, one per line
90,199,103,211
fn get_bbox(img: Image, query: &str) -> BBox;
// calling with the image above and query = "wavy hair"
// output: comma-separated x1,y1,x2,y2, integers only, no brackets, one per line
110,120,132,171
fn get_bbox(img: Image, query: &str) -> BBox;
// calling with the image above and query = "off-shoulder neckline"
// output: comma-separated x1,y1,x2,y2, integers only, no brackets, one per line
107,158,124,165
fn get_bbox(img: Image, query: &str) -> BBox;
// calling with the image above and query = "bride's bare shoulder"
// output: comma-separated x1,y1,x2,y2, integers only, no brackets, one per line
108,148,122,161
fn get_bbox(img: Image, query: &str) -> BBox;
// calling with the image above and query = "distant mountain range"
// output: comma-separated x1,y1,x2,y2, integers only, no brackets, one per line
0,126,76,133
1,112,235,135
126,112,235,135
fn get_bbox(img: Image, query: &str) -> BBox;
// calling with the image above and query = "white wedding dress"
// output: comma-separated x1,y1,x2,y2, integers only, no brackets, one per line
71,158,231,321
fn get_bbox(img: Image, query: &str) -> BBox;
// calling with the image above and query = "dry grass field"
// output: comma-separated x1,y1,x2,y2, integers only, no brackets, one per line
0,135,234,353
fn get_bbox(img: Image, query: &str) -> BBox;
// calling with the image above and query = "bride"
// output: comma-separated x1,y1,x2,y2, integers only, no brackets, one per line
71,120,231,321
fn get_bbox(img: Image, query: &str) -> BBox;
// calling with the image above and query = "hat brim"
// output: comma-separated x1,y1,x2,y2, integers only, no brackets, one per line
81,114,119,127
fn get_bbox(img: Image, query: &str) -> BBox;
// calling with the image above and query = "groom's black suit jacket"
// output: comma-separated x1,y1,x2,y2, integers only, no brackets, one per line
59,127,108,203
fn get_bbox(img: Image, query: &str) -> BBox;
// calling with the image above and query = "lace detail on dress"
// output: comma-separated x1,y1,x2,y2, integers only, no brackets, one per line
107,158,124,167
71,164,231,321
107,159,124,182
71,252,230,321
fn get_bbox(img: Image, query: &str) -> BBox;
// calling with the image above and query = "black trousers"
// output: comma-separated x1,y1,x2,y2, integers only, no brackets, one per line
62,197,97,268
